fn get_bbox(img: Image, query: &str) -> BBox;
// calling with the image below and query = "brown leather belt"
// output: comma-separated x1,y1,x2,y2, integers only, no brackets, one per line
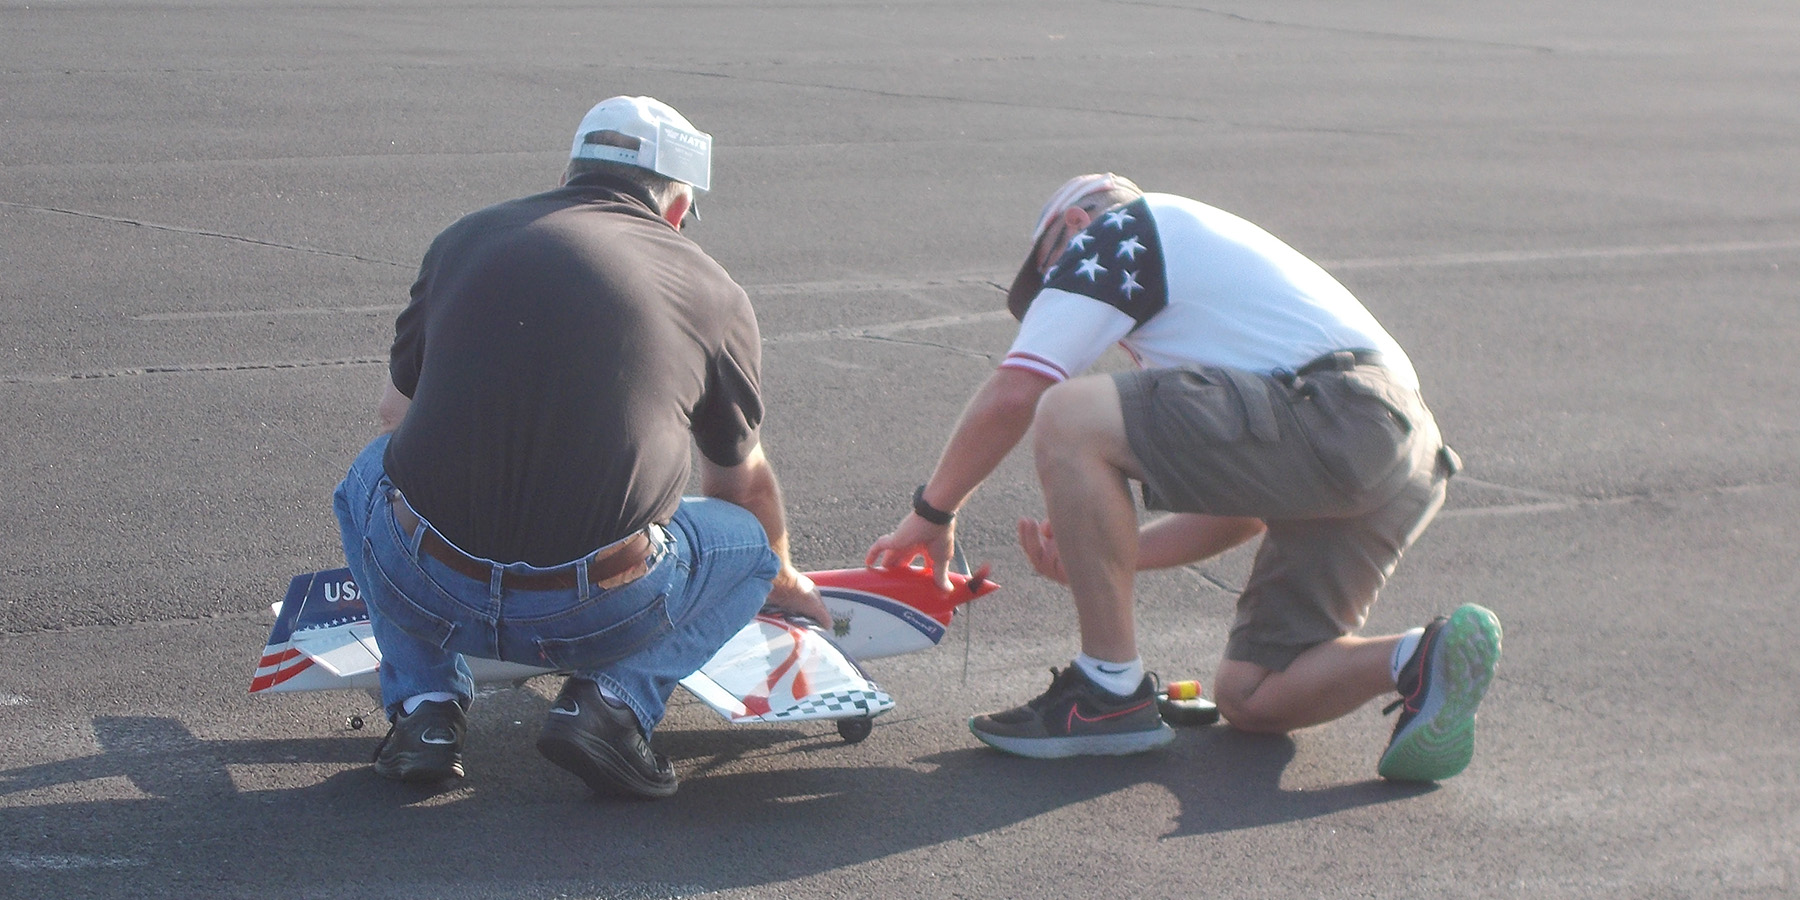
389,492,654,591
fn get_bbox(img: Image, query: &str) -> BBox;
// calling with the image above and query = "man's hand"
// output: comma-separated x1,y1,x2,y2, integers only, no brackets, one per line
764,565,832,628
1016,516,1069,584
864,513,956,592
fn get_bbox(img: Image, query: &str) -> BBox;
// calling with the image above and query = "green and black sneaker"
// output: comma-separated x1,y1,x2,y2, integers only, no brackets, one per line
1379,604,1503,782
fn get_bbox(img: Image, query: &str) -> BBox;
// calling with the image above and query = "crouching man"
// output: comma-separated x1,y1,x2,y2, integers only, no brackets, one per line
335,96,827,797
867,174,1499,781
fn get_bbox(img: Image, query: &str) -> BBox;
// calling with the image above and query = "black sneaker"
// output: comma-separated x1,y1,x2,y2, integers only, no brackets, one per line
969,666,1174,758
372,699,465,783
536,678,678,799
1379,604,1502,782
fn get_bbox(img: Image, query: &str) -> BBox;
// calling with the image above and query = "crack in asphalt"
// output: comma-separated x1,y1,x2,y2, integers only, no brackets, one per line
0,356,386,386
1109,3,1560,53
0,201,408,268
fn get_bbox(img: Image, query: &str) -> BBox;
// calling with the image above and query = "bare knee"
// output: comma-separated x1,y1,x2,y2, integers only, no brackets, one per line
1034,378,1112,441
1216,697,1296,735
1212,660,1297,735
1033,377,1135,475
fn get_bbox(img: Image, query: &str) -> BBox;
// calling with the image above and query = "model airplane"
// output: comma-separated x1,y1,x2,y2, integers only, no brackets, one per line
251,561,997,743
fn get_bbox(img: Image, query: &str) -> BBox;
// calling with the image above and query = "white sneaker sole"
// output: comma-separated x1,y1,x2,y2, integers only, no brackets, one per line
969,720,1175,759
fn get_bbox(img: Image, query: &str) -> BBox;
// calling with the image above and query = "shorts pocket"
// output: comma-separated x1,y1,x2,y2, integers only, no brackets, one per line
1301,376,1414,496
1150,368,1249,445
1339,369,1416,434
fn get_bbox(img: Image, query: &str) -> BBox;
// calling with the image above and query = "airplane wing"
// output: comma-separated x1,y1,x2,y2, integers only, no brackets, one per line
677,612,893,724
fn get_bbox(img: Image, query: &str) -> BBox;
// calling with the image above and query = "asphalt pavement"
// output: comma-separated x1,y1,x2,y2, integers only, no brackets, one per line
2,2,1797,898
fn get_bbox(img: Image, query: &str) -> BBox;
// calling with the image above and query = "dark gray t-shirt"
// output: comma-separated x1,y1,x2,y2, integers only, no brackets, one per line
384,177,762,565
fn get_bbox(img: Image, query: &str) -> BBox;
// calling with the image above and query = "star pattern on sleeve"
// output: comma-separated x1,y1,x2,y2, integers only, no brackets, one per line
1040,197,1167,328
1119,269,1144,299
1101,208,1136,230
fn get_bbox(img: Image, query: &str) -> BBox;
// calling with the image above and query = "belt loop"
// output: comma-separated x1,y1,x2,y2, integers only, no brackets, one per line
574,557,592,602
388,488,425,555
488,564,504,601
1221,368,1282,442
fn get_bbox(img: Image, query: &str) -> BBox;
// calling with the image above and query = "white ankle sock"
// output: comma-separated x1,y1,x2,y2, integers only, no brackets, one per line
1389,627,1426,684
401,691,459,716
1074,653,1144,697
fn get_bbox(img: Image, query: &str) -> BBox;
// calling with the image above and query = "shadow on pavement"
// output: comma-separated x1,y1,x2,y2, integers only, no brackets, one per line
0,711,1428,899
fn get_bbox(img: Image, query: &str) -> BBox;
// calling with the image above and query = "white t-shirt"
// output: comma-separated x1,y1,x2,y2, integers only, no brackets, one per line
1002,194,1418,390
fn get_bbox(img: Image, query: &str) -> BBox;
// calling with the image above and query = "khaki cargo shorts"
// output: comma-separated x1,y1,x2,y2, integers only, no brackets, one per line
1114,352,1458,671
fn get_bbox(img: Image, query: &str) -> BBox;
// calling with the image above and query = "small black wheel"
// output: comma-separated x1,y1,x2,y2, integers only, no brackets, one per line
836,716,873,744
348,715,365,731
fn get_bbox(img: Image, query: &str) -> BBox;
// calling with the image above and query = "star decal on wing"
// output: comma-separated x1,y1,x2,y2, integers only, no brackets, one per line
1039,197,1167,328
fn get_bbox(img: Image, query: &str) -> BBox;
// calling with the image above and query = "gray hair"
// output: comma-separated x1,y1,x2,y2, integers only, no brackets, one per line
564,130,692,215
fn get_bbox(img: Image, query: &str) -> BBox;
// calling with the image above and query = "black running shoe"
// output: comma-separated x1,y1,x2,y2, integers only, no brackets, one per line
969,666,1174,759
1379,604,1502,782
536,678,678,799
372,699,465,783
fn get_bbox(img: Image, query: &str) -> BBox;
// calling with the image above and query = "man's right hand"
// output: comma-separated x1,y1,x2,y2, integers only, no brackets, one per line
764,565,832,629
1016,516,1069,584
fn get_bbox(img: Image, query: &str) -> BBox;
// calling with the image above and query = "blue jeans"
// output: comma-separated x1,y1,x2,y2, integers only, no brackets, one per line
333,434,778,734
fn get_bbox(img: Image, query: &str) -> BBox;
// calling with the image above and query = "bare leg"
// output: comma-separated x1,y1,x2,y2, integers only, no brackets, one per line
1033,377,1266,663
1031,377,1147,663
1213,633,1403,733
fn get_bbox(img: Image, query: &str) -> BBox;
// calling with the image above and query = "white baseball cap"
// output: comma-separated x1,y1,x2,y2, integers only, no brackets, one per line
569,96,712,192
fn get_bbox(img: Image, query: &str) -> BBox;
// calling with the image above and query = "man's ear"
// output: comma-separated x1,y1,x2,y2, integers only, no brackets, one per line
662,191,691,229
1062,205,1092,232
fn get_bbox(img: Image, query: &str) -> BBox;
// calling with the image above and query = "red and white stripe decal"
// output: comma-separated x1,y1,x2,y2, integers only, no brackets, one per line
249,645,313,693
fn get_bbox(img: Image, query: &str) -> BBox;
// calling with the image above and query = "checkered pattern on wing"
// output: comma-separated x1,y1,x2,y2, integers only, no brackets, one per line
766,689,895,721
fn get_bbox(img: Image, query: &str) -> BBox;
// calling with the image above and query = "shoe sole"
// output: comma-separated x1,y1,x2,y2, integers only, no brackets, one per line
374,749,464,783
1378,604,1502,782
968,720,1175,759
537,723,678,799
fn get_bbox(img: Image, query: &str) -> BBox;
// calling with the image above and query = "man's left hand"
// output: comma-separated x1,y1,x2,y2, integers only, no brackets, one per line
864,513,956,593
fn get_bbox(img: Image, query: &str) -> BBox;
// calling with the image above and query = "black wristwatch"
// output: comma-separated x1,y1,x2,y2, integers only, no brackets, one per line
912,484,955,526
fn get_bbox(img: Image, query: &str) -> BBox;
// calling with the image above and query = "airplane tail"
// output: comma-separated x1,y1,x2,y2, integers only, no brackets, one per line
250,569,382,694
249,568,545,694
